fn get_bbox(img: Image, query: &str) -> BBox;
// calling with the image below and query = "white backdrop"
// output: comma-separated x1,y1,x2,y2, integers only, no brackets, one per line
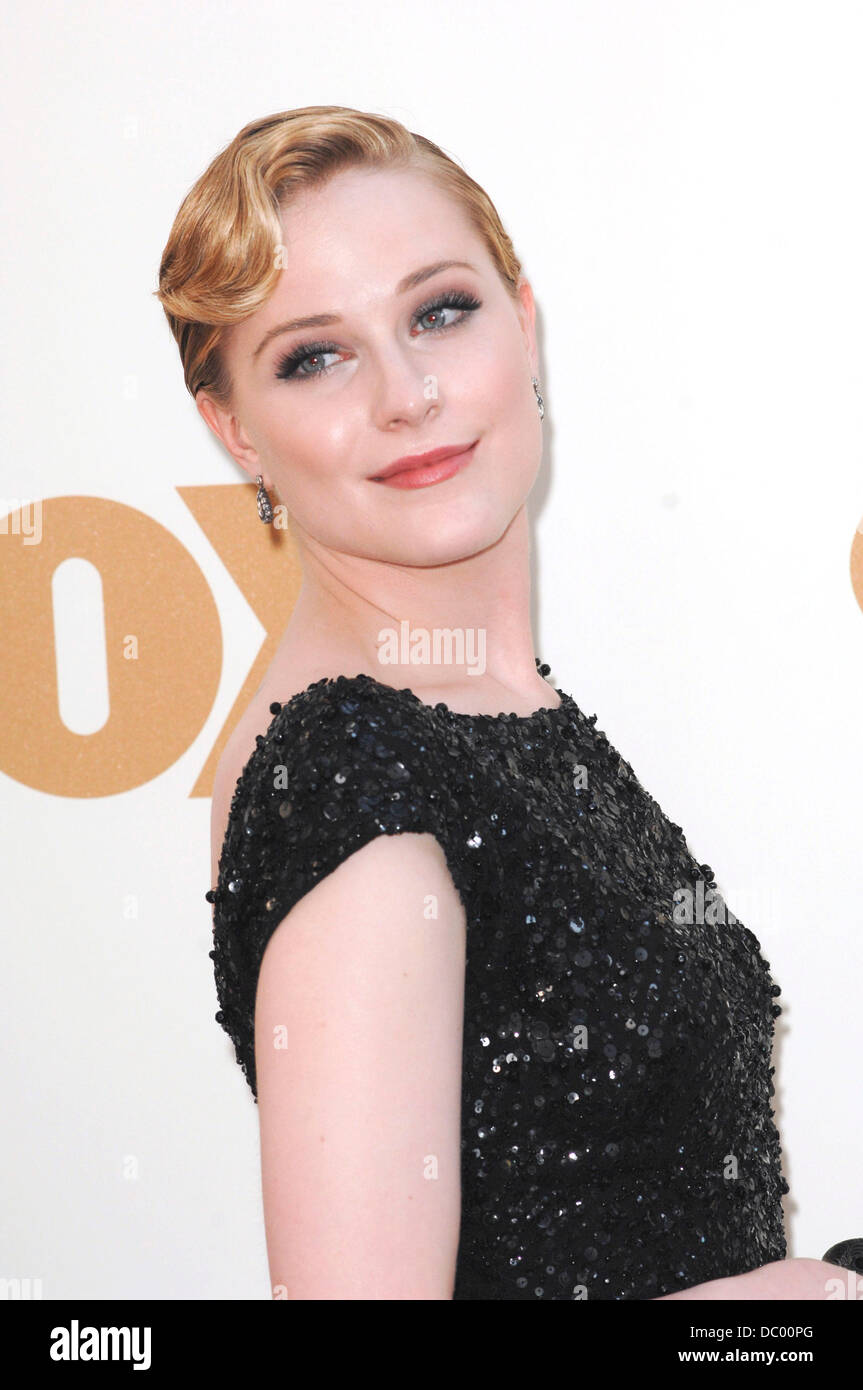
2,0,861,1298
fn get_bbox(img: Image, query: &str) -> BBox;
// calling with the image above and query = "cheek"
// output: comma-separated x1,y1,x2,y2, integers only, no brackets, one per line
455,324,531,417
263,410,347,486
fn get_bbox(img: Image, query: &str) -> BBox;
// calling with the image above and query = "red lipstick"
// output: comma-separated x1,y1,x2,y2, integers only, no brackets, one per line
370,440,478,489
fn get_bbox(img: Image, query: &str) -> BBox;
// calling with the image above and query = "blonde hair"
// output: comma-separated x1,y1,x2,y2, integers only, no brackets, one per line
154,105,523,408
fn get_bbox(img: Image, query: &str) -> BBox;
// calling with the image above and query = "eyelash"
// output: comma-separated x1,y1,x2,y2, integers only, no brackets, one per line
273,289,482,383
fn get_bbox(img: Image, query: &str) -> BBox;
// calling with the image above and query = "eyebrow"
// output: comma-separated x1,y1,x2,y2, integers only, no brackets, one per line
251,259,480,361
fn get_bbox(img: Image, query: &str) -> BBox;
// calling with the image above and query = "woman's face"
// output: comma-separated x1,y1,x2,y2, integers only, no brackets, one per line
198,165,541,567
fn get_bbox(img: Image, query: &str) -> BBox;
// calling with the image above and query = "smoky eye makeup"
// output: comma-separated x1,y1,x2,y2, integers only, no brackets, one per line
272,287,482,383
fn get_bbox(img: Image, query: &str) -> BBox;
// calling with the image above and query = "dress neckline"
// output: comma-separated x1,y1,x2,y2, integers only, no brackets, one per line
267,656,571,729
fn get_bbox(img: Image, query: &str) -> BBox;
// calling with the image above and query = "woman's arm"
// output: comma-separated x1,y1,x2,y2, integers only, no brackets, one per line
255,830,467,1300
655,1258,860,1300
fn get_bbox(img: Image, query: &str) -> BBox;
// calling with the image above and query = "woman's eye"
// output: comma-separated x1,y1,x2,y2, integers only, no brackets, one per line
274,345,340,382
274,291,481,383
413,291,481,336
415,303,464,332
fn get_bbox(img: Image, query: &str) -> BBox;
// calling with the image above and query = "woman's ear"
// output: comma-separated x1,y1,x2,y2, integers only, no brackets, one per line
515,278,539,378
195,390,269,488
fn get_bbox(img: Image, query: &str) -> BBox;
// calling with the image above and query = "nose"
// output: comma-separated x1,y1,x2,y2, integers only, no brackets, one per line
370,345,439,430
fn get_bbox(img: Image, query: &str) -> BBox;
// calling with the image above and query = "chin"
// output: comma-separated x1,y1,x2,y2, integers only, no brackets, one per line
381,507,518,567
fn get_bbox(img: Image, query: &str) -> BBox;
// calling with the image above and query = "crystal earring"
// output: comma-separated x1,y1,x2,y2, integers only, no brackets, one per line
255,474,273,524
532,376,545,420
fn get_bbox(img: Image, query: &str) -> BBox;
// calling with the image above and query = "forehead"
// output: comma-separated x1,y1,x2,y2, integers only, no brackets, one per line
280,165,477,263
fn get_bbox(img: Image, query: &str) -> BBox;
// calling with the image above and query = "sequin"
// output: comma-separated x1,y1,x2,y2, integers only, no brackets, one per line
207,657,789,1299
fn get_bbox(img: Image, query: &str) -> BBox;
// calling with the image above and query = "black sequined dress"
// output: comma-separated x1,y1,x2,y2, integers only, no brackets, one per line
206,660,789,1300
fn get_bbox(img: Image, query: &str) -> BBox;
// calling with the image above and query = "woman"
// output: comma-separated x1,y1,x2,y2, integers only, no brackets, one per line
156,106,845,1300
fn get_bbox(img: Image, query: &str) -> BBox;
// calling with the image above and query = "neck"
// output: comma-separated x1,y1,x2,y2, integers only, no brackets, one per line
277,505,552,711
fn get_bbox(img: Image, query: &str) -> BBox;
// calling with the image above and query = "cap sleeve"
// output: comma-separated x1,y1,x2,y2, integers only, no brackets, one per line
206,676,468,1101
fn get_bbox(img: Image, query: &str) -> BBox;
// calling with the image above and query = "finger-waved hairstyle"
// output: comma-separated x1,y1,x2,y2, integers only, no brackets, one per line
154,105,523,409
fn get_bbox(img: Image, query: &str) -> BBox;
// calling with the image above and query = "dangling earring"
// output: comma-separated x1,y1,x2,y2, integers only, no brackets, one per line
532,376,545,420
255,474,273,524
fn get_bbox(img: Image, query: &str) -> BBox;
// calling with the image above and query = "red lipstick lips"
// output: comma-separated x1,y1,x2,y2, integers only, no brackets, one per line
370,440,478,489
